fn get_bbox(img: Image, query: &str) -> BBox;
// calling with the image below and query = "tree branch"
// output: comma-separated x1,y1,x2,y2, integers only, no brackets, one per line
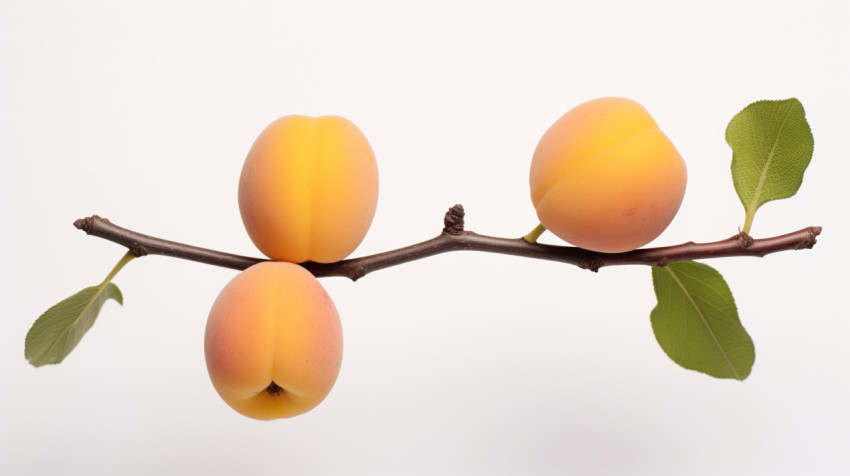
74,205,822,281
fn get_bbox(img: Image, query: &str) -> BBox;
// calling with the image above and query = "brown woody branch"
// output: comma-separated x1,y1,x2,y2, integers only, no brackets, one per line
74,204,822,281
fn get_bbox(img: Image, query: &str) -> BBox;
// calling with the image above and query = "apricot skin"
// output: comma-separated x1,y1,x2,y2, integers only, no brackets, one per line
204,262,343,420
530,97,687,253
238,115,379,263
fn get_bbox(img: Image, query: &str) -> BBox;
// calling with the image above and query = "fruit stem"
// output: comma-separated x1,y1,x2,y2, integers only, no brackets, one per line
523,223,547,244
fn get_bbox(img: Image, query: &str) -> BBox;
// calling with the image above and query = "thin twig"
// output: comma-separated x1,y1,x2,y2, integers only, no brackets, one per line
74,205,822,281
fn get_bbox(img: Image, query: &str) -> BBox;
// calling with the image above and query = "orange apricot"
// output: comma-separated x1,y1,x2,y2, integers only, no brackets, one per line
238,115,378,263
529,97,687,252
204,262,343,420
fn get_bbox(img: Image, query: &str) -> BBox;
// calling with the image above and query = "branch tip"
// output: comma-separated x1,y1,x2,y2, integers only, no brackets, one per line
74,216,94,234
797,226,821,250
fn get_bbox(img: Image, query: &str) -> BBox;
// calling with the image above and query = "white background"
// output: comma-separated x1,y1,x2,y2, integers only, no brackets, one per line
2,1,848,474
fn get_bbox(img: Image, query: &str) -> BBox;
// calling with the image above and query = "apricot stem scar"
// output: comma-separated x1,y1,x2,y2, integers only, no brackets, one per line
266,381,283,396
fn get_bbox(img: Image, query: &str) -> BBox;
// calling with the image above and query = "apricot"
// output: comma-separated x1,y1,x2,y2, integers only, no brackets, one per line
529,97,687,252
204,262,343,420
238,115,379,263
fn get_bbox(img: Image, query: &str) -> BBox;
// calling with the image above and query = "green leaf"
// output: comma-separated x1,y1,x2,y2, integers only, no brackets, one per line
650,261,754,380
25,283,123,367
726,98,814,234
